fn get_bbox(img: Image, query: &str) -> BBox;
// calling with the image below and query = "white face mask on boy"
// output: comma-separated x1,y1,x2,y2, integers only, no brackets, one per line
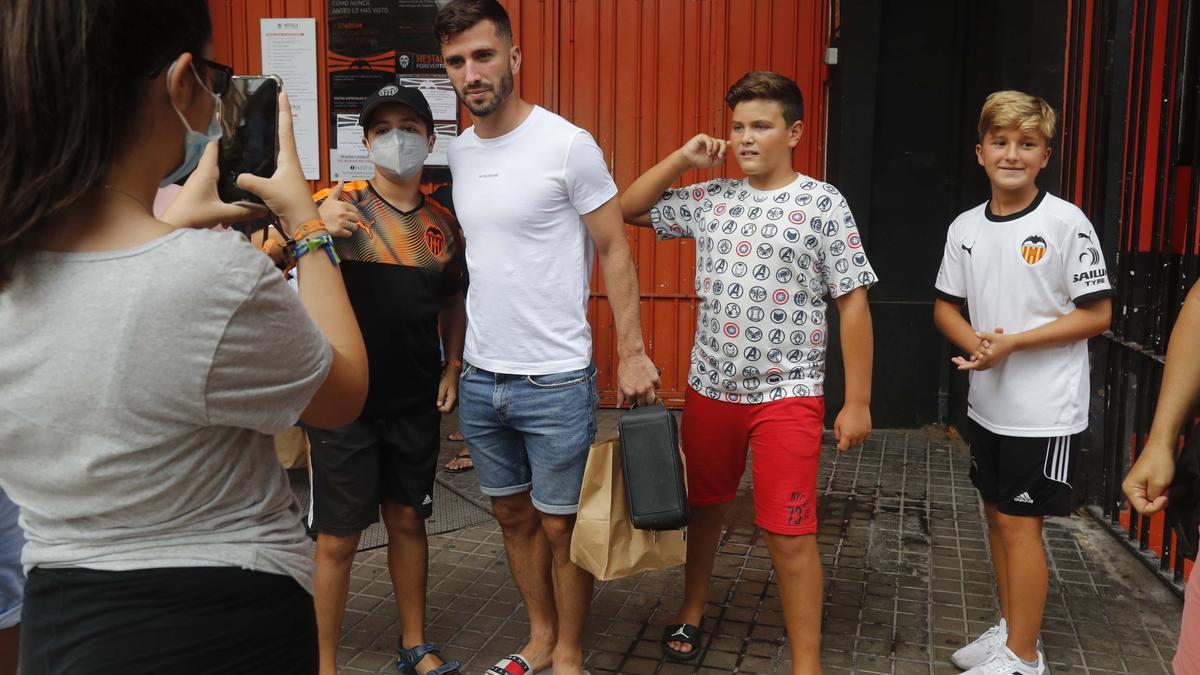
367,129,429,180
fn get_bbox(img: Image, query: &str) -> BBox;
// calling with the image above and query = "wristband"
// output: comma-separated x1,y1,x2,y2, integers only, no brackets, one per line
290,218,327,242
293,233,341,266
446,358,463,370
262,238,293,273
262,238,284,258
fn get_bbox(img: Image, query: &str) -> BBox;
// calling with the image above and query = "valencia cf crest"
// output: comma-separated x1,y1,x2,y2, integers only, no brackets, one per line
1020,235,1047,265
425,226,446,256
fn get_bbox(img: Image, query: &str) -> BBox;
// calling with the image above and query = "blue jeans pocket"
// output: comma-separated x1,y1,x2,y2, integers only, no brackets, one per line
525,366,595,389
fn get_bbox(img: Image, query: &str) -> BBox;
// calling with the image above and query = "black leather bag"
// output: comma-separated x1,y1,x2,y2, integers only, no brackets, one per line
1166,427,1200,560
618,403,690,531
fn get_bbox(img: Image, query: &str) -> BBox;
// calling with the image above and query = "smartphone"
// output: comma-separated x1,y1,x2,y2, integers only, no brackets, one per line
218,75,282,204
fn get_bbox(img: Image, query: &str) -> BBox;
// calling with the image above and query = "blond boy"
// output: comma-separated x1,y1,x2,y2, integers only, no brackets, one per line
933,91,1112,675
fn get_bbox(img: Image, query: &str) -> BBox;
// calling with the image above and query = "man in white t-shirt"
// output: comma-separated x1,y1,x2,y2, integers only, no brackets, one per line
934,91,1112,675
435,2,659,674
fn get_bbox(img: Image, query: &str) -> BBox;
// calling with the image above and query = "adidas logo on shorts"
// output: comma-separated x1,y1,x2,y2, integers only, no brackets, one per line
1014,492,1034,504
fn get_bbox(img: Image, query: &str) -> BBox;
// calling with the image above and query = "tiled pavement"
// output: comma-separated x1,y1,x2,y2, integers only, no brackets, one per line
325,412,1183,674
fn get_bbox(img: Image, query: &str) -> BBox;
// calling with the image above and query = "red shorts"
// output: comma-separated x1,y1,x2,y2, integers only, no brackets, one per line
680,388,824,535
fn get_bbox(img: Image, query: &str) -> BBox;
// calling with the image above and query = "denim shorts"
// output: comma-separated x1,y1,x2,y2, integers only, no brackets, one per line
0,485,24,630
458,362,598,514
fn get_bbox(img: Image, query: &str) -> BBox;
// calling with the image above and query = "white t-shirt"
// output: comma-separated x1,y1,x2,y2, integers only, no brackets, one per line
652,174,877,404
449,106,618,374
935,191,1113,436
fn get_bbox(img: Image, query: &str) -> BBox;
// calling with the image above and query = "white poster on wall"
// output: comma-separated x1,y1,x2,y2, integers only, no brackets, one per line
398,77,457,120
399,77,458,168
430,123,458,167
332,114,375,181
261,18,320,180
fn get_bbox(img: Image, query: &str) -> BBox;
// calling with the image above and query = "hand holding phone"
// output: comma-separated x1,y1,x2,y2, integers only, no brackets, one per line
160,142,268,229
234,92,321,236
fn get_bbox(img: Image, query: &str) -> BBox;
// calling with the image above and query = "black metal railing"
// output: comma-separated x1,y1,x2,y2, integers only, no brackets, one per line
1063,0,1200,588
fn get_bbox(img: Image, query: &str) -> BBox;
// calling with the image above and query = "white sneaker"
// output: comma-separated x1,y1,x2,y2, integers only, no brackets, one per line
961,645,1047,675
951,618,1007,669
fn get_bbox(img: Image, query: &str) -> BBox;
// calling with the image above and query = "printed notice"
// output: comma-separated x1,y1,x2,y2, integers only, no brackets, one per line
399,77,458,121
332,114,375,181
430,123,458,167
262,18,320,179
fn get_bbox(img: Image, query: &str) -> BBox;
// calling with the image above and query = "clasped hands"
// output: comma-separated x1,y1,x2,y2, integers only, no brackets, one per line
951,328,1016,371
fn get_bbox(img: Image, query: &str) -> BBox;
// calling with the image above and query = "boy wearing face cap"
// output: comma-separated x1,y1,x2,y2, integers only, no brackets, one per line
307,84,467,675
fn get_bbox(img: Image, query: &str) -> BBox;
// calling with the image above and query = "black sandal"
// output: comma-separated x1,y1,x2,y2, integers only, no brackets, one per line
444,450,473,474
662,623,702,661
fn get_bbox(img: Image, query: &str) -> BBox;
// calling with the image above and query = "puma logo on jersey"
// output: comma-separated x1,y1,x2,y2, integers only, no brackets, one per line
1014,492,1034,504
962,244,974,256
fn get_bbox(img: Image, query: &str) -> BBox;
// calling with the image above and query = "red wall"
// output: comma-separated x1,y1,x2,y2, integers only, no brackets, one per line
208,0,830,406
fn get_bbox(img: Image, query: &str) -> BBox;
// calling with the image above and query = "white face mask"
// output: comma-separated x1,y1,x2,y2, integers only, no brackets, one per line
367,129,429,180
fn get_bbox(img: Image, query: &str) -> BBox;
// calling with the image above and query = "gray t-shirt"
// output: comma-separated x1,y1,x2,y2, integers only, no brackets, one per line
0,228,332,593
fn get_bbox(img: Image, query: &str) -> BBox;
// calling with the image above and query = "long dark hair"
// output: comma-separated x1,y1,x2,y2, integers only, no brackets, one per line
0,0,212,288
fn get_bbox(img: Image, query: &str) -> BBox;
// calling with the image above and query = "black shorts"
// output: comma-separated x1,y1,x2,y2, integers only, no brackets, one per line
20,566,317,675
967,418,1080,517
307,411,440,535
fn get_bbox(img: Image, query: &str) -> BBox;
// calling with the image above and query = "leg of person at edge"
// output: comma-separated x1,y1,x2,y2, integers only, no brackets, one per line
303,85,468,675
0,487,23,675
1124,281,1200,673
0,1,372,672
435,2,660,673
621,71,876,674
933,91,1113,675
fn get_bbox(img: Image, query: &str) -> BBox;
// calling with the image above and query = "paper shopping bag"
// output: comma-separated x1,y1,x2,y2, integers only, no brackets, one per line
570,438,686,581
274,426,309,469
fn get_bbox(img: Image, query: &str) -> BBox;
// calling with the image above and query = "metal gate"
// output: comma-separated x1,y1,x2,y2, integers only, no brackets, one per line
1062,0,1200,586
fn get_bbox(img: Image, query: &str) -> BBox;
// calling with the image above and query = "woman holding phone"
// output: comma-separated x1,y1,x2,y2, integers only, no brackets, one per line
0,1,367,673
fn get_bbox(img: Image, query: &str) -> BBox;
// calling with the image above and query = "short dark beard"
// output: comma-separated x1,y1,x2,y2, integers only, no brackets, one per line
462,67,514,117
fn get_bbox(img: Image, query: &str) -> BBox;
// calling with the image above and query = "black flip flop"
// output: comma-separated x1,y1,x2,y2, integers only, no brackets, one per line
662,623,702,661
445,451,473,474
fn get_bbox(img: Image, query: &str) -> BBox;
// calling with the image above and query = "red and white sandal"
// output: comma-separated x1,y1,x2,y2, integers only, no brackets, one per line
487,654,559,675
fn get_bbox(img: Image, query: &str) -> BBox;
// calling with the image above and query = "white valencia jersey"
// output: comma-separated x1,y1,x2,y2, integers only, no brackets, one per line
935,191,1112,437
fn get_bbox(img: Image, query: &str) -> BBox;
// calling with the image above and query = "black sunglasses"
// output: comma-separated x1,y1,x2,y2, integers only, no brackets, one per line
193,56,234,97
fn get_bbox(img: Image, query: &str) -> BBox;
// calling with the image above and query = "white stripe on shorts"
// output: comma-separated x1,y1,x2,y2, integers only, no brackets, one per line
1043,436,1071,486
306,451,315,529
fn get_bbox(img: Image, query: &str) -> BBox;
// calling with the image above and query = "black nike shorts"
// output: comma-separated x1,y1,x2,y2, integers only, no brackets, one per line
306,410,440,535
967,418,1080,517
